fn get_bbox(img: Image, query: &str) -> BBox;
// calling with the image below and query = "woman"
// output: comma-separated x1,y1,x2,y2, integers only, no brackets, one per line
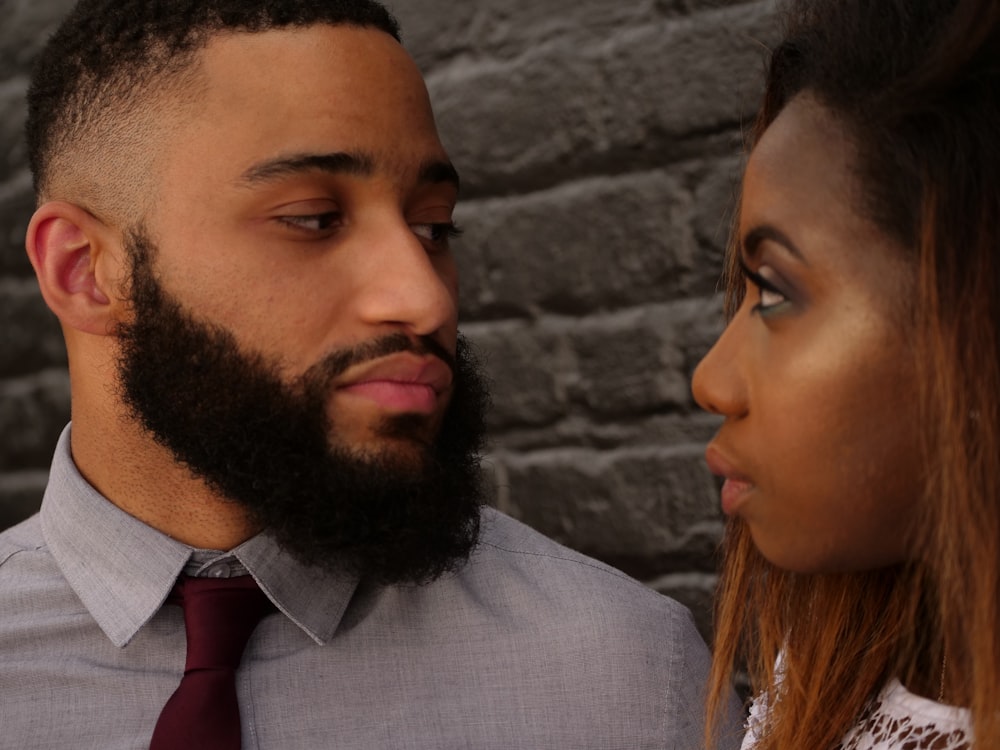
692,0,1000,748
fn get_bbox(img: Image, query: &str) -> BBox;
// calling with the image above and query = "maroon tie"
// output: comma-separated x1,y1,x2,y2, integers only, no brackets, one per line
150,575,273,750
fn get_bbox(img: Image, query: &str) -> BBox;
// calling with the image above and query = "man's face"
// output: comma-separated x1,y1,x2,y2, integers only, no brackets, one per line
113,25,490,583
142,24,462,451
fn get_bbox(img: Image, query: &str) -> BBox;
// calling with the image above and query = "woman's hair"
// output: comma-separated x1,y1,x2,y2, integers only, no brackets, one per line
706,0,1000,747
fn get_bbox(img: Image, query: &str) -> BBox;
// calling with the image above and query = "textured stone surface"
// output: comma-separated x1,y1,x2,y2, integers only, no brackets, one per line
499,445,723,574
0,0,780,643
417,2,777,198
0,179,35,276
455,170,700,319
0,369,70,471
0,0,77,72
0,469,48,531
0,277,66,377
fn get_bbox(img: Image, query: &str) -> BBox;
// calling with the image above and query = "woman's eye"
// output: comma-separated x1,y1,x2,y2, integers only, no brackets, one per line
411,222,463,245
758,286,787,310
738,258,790,315
279,212,341,232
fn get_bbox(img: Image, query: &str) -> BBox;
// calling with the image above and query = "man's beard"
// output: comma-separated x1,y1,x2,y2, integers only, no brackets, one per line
114,229,491,585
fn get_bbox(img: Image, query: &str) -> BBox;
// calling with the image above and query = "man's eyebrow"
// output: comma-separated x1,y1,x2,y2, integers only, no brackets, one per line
237,151,375,186
741,224,808,265
419,160,460,192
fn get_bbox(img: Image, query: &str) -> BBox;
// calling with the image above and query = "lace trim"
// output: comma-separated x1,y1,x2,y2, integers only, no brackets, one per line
836,679,971,750
742,678,972,750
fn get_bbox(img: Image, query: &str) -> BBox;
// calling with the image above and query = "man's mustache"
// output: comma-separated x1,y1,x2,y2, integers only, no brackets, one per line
304,333,456,385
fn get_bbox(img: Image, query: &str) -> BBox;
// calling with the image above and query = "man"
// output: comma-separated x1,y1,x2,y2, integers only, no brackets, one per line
0,0,742,747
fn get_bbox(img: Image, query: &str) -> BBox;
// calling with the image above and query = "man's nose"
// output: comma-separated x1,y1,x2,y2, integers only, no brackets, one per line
352,220,458,340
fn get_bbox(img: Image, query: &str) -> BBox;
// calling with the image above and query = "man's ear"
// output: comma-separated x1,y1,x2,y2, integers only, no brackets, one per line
26,201,125,336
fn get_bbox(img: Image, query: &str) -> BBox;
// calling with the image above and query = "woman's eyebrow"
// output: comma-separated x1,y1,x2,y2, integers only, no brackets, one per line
742,224,808,265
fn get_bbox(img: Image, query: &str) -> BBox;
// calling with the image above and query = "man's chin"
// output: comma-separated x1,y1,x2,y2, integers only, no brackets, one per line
327,428,438,473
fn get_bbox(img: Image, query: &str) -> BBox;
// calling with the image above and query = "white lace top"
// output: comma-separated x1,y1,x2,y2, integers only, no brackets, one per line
741,678,973,749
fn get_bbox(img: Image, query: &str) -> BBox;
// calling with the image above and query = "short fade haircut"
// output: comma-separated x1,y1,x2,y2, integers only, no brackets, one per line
26,0,401,218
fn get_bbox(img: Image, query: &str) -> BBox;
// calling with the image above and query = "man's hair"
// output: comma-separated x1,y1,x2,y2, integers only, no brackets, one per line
26,0,400,216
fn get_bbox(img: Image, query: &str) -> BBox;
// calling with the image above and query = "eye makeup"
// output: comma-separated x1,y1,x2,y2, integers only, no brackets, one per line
738,256,792,316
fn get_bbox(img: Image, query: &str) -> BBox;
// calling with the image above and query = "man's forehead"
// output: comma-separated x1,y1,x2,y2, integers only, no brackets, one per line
186,24,431,129
195,23,411,81
142,23,450,219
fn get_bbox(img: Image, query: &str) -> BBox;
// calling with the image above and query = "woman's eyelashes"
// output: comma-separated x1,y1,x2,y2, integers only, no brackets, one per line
738,256,790,315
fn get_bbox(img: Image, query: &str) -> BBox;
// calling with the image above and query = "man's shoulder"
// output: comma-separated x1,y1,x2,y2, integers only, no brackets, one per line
429,507,719,747
0,514,68,614
467,507,693,627
474,507,640,580
477,506,624,568
0,514,45,570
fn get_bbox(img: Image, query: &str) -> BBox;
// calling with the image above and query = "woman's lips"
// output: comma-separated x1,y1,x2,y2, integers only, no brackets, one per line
719,477,755,516
704,444,756,516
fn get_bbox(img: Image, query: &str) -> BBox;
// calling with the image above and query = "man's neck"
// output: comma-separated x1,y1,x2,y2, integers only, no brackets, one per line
68,406,260,550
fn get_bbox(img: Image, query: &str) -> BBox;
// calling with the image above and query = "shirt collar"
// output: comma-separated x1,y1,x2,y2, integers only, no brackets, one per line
41,425,358,648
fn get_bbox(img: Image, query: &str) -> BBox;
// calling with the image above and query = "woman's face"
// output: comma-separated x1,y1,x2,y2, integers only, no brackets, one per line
691,93,922,573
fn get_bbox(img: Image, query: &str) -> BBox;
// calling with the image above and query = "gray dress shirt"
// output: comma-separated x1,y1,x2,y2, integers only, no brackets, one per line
0,426,743,749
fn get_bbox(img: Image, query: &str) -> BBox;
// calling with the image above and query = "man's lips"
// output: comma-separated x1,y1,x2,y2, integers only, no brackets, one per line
704,444,755,516
336,353,453,414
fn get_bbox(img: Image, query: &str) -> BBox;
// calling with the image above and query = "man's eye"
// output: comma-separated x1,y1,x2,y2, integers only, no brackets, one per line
411,222,463,244
279,212,341,232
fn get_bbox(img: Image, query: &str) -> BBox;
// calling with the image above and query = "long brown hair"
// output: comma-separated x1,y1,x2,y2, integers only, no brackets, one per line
706,0,1000,747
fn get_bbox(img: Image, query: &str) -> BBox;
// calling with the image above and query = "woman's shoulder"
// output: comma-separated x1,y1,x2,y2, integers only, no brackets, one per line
741,678,972,750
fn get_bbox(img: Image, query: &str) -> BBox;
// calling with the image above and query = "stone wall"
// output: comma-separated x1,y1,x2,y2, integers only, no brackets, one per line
0,0,779,641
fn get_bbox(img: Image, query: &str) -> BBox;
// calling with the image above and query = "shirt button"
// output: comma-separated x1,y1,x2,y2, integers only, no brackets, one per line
206,564,230,578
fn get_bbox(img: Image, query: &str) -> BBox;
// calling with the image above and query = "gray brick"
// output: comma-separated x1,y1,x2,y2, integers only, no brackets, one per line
465,298,724,433
0,277,66,378
0,173,34,277
502,445,725,576
0,75,28,180
396,0,661,71
456,170,696,319
676,294,726,381
465,322,571,429
483,411,722,454
0,469,46,530
426,1,777,196
693,154,743,264
0,368,70,471
0,0,76,73
399,1,769,81
567,307,689,417
661,0,761,10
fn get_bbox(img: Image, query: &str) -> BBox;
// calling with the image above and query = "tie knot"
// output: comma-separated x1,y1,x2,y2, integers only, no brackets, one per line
172,575,273,672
